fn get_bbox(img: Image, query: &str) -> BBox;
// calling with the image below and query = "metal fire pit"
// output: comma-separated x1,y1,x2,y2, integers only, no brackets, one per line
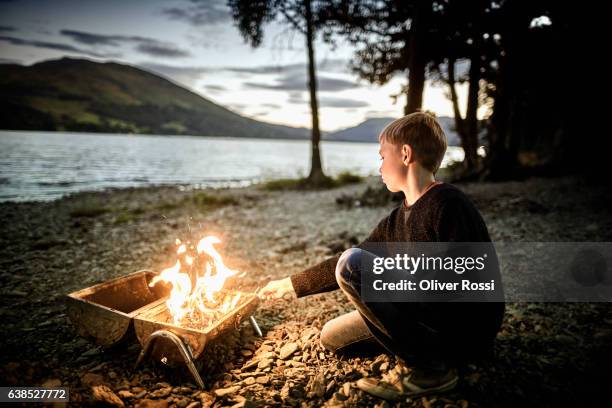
65,269,262,388
65,270,169,347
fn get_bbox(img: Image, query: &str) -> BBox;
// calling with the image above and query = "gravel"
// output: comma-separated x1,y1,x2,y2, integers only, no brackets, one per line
0,176,611,407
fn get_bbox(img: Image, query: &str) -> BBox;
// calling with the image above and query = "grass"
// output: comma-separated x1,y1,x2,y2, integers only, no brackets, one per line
114,203,181,223
161,121,188,134
154,202,181,211
261,171,363,191
106,118,142,133
335,171,363,185
69,205,110,218
70,193,238,223
191,192,238,210
113,212,136,224
73,111,102,125
29,97,88,117
261,178,308,191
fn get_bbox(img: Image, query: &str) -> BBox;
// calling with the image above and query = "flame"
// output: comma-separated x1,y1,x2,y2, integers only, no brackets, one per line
149,235,243,326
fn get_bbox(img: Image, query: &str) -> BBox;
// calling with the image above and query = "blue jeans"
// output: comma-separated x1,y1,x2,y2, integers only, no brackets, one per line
320,248,449,369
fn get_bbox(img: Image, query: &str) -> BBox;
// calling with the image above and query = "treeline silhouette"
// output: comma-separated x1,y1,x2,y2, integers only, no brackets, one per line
230,0,592,181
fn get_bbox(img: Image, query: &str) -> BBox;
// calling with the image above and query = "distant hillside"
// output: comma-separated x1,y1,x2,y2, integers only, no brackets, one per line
325,116,461,146
0,57,309,139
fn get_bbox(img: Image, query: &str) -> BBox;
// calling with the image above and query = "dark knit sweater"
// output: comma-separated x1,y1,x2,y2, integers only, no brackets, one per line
290,182,505,362
290,182,493,297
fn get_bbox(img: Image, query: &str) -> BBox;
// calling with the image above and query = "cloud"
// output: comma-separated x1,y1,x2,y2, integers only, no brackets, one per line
137,60,353,90
141,63,213,78
229,60,356,93
162,0,231,26
226,66,288,75
61,29,121,46
288,92,304,104
286,92,369,108
261,103,280,109
315,76,360,91
243,73,358,92
242,81,280,90
0,57,21,64
138,62,360,105
365,110,396,118
228,103,247,112
135,43,189,58
139,62,216,88
319,97,370,108
0,35,111,58
60,29,190,58
225,59,350,75
318,58,351,73
0,25,15,32
203,84,226,92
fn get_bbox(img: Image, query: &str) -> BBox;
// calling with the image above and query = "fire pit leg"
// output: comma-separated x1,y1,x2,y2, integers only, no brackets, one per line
249,316,263,337
134,329,205,389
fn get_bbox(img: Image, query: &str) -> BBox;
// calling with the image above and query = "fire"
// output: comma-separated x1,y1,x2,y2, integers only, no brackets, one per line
149,235,242,326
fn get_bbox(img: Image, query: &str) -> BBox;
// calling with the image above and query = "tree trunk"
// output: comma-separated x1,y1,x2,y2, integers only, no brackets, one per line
304,0,325,183
404,3,426,115
484,52,521,181
447,58,466,145
463,50,481,174
405,50,425,114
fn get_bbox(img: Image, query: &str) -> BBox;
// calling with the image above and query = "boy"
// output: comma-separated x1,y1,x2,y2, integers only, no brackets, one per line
259,112,505,400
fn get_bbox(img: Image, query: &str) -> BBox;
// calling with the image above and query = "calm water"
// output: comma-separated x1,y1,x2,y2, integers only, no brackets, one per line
0,131,464,202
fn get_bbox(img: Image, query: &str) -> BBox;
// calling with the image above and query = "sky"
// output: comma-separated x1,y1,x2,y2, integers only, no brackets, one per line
0,0,479,132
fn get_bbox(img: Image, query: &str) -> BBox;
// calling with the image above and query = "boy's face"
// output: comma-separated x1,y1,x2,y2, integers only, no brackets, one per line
379,138,408,193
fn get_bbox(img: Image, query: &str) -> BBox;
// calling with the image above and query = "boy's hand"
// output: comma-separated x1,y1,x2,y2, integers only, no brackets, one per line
257,277,296,300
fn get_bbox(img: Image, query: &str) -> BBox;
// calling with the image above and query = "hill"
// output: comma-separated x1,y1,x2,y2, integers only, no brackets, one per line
0,57,309,139
325,116,461,145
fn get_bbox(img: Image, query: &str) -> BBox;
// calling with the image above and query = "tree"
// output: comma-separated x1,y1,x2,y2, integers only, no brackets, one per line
432,0,574,180
319,0,439,115
228,0,328,185
429,0,494,178
480,0,554,180
323,0,490,176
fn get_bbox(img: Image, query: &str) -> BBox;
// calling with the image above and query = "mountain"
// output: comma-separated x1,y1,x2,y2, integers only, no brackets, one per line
325,116,461,146
0,57,309,139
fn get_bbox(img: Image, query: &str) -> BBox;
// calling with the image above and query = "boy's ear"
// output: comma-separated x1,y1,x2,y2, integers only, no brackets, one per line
402,144,412,165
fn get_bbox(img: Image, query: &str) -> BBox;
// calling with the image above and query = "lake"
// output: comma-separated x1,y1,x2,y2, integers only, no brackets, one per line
0,131,464,202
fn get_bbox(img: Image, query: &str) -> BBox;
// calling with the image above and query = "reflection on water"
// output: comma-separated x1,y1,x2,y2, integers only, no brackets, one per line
0,131,464,202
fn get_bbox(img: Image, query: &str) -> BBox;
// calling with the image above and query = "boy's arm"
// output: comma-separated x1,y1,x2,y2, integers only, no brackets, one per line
289,255,341,298
289,214,390,298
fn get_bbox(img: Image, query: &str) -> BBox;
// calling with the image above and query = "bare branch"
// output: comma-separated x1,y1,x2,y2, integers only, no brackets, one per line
278,2,307,35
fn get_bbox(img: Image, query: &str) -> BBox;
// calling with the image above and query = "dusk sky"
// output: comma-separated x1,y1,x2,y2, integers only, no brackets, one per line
0,0,477,132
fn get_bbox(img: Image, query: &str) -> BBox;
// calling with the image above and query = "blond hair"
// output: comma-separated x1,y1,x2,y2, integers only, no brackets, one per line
379,112,447,173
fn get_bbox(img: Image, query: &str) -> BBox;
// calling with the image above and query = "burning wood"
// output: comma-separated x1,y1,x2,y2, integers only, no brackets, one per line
153,291,249,331
148,235,246,327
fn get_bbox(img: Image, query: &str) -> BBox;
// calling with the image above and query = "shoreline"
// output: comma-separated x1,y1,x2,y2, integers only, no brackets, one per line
0,128,461,146
0,173,380,204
